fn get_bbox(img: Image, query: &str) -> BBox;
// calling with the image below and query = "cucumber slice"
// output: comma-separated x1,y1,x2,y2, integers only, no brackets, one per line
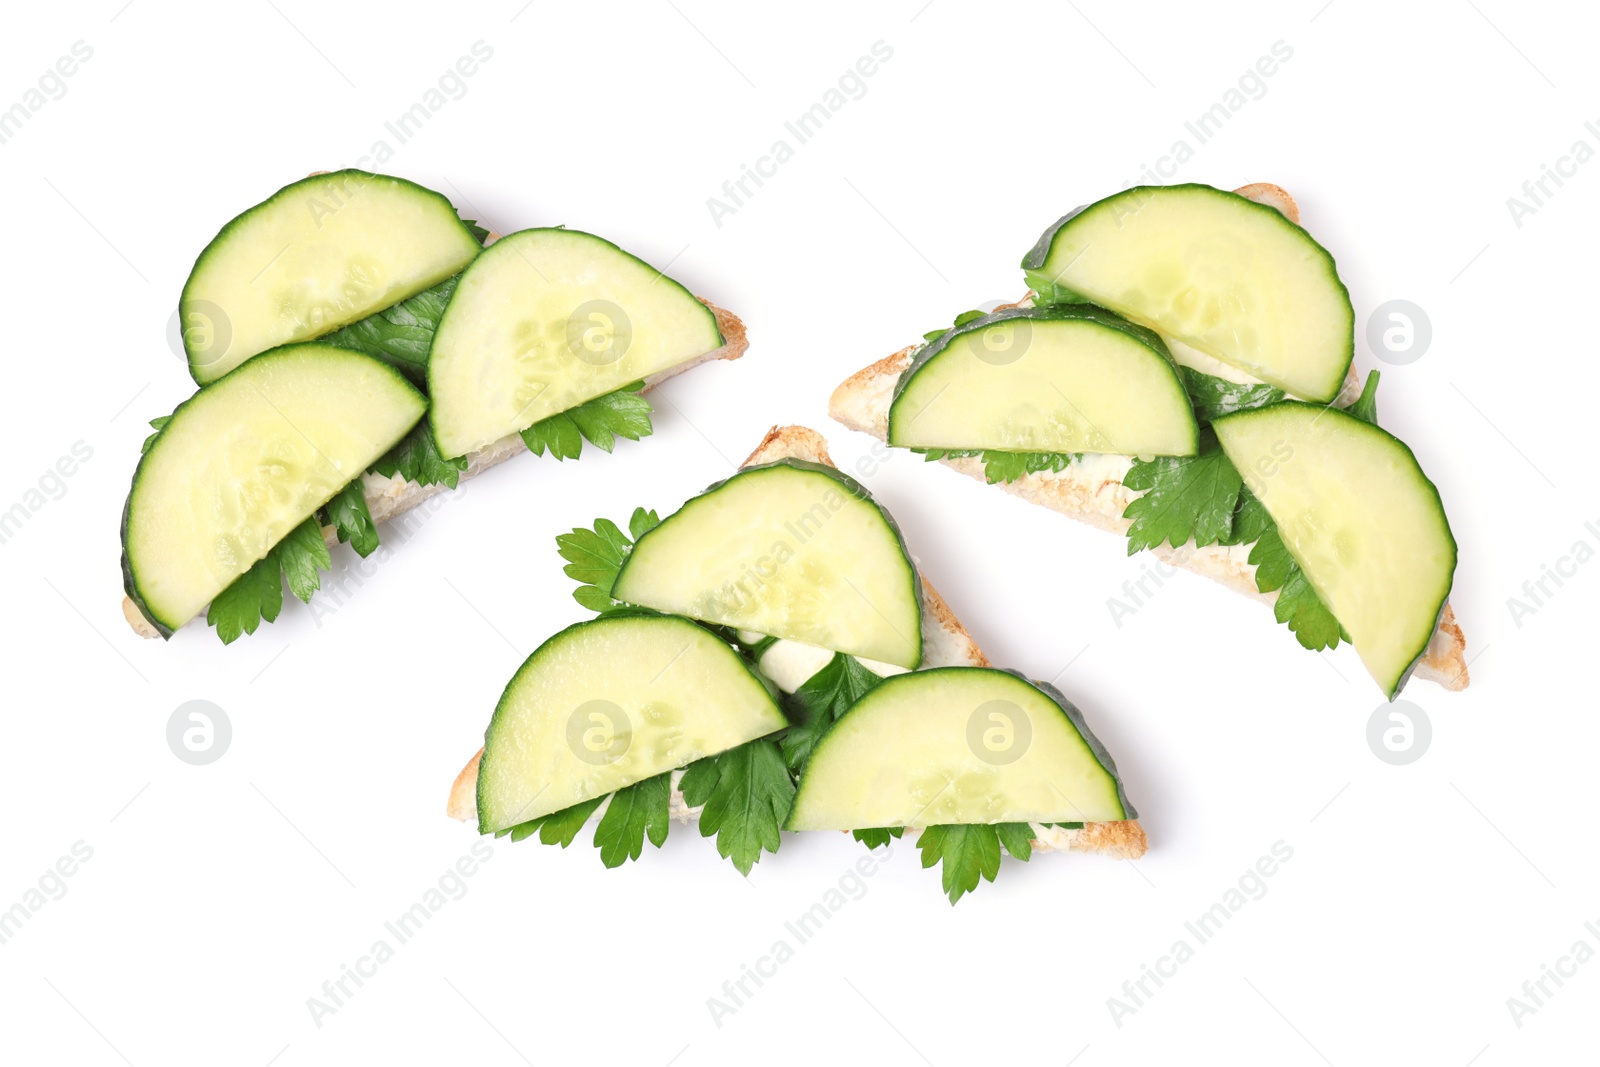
122,344,426,635
476,613,788,833
786,667,1133,830
181,170,482,383
1022,184,1354,403
1213,402,1456,698
889,305,1198,457
611,460,923,669
427,228,723,458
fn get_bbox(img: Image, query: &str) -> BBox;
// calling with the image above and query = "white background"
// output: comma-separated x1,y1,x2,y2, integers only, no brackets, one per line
1,1,1594,1063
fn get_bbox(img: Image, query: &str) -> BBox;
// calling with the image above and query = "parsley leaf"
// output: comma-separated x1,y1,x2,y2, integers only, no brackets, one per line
1114,399,1349,655
1179,367,1286,424
204,516,334,642
556,509,660,611
521,409,584,460
679,739,794,876
1024,269,1096,307
1122,430,1243,553
322,479,380,558
982,450,1076,483
206,555,283,644
914,447,982,462
322,276,457,382
567,385,654,452
1248,525,1346,651
459,216,492,245
521,383,654,461
853,827,904,849
916,823,1034,904
1273,568,1346,651
273,516,332,603
1230,486,1274,546
141,416,171,454
1345,369,1380,426
502,796,606,846
915,448,1078,484
779,654,882,772
995,822,1035,862
498,775,671,866
921,308,989,342
370,420,468,489
628,507,662,541
593,773,672,868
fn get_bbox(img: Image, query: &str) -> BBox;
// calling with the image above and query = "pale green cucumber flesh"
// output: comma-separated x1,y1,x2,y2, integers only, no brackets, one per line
1023,184,1353,403
1213,402,1456,698
475,614,788,833
427,228,723,458
122,344,426,633
611,461,923,669
889,305,1198,456
786,667,1132,830
181,170,482,383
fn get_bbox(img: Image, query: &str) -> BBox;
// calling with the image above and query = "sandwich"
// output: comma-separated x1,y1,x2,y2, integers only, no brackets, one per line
119,170,745,643
447,425,1146,903
830,182,1467,700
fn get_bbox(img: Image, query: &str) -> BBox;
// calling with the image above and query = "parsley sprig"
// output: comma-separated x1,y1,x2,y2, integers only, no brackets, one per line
777,652,883,772
1119,369,1381,651
369,421,468,489
497,773,673,869
555,507,662,611
198,476,381,644
323,276,458,382
317,210,488,377
914,447,1078,484
522,381,655,461
205,514,331,644
679,740,794,876
1121,429,1242,553
917,822,1036,904
1024,270,1096,308
321,479,381,558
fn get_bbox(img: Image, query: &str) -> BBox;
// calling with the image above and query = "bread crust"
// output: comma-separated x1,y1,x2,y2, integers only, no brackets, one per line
121,298,748,639
827,183,1469,692
447,424,1145,860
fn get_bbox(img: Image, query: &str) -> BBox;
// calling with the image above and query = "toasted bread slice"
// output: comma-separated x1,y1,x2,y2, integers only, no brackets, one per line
446,424,1148,860
828,184,1468,692
122,218,749,639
